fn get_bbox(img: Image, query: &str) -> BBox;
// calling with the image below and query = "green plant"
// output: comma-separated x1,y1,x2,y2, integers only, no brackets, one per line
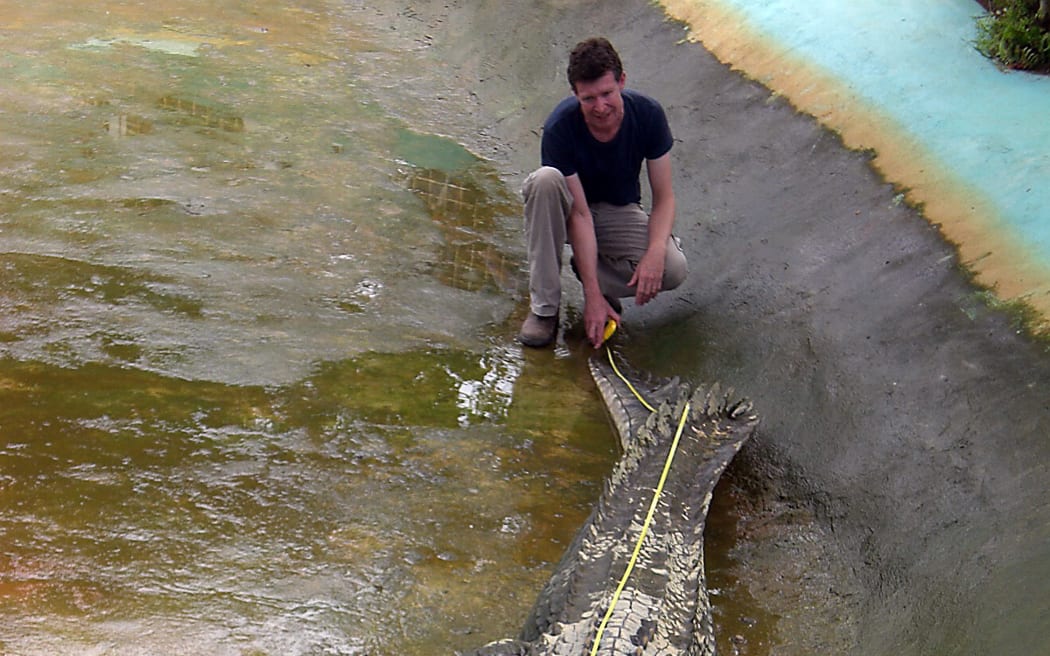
976,0,1050,71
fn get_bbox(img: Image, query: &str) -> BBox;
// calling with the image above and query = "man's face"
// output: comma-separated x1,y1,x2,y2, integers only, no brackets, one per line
573,70,626,137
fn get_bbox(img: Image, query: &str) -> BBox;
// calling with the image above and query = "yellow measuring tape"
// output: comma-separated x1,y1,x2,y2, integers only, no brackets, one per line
605,344,656,414
590,335,691,655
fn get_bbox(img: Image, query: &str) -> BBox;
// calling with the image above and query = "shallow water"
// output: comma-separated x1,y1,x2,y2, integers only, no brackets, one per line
2,348,626,655
0,3,571,653
0,3,790,655
0,2,526,385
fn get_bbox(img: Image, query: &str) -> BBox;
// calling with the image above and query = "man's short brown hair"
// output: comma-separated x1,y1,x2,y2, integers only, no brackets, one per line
567,37,623,91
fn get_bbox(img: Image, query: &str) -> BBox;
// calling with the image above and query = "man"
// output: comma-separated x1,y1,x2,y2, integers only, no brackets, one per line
518,37,687,349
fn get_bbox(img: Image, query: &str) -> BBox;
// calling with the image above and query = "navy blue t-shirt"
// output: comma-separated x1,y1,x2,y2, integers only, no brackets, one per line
540,88,673,206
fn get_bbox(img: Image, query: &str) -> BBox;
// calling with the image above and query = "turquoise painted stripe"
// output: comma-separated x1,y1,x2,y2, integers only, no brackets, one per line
712,0,1050,265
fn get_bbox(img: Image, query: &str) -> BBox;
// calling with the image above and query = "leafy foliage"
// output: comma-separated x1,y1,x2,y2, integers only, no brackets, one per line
976,0,1050,71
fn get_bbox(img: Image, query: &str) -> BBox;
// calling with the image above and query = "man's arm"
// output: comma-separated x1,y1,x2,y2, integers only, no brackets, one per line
630,152,676,305
564,173,620,348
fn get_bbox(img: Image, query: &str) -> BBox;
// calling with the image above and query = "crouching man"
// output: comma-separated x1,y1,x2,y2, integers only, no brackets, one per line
518,37,687,349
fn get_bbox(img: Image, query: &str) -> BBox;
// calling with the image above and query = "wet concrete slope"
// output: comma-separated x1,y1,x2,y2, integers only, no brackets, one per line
400,0,1050,653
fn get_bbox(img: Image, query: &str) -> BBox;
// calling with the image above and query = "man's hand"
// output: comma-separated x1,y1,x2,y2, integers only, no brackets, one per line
629,247,666,306
584,294,620,349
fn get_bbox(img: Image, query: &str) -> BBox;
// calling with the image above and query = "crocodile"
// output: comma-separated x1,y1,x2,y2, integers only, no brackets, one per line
463,355,758,656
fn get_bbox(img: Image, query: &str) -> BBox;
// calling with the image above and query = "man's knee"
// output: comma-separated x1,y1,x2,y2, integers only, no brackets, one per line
522,166,568,202
662,237,688,290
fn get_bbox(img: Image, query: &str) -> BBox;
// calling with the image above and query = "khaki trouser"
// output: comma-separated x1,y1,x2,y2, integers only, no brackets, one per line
522,166,688,317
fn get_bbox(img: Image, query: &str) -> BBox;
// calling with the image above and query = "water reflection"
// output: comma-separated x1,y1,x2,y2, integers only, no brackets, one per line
450,346,523,426
404,166,519,294
105,113,154,138
157,95,245,132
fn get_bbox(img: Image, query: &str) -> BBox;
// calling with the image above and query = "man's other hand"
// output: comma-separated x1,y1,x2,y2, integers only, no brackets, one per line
629,249,665,306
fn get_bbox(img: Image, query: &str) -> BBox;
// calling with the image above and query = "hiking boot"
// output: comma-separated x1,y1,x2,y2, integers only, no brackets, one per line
518,313,558,347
